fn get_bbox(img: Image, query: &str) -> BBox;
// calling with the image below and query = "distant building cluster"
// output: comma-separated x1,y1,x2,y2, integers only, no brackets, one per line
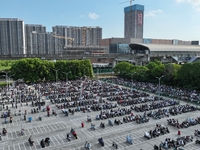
100,4,199,54
0,3,199,58
0,18,102,55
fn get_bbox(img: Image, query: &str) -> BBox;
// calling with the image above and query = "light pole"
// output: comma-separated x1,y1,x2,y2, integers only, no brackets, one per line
17,82,24,136
62,71,71,97
155,75,164,101
2,71,9,91
80,75,86,101
52,69,60,83
8,74,15,90
20,90,22,134
128,72,136,92
62,71,71,83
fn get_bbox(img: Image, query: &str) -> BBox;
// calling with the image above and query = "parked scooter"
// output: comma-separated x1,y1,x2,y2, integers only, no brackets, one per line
153,144,159,150
28,135,34,146
21,128,24,136
38,115,42,121
2,128,7,136
40,139,45,148
71,128,78,139
144,131,151,139
108,119,113,126
67,133,71,141
196,138,200,144
84,141,91,150
126,135,133,144
87,115,91,122
112,142,118,149
91,123,95,130
44,137,50,146
100,122,105,128
98,137,104,147
52,110,57,116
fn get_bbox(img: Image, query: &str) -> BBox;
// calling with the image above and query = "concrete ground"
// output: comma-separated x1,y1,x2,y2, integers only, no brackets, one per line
0,85,200,150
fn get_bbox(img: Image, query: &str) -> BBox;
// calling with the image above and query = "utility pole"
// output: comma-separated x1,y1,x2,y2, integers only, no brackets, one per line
52,69,60,83
8,74,15,90
62,71,71,97
129,72,136,92
155,75,164,101
2,71,9,91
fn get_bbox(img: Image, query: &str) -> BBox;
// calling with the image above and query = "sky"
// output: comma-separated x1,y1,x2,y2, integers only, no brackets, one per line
0,0,200,42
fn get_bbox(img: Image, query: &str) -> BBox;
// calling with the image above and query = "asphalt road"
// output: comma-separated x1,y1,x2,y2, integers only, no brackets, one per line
0,85,200,150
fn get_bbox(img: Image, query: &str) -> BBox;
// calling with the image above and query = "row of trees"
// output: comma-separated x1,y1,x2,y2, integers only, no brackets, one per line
10,58,94,82
113,60,200,90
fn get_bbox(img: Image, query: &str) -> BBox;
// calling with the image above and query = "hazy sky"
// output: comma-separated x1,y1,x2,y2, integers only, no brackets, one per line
1,0,200,41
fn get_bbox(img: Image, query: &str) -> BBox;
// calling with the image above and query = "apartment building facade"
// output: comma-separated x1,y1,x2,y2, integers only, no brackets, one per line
0,18,25,55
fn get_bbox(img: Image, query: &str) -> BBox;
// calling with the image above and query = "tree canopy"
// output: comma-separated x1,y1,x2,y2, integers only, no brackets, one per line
10,58,94,82
113,60,200,90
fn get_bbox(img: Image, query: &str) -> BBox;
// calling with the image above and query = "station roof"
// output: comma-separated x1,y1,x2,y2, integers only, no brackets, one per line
129,43,200,52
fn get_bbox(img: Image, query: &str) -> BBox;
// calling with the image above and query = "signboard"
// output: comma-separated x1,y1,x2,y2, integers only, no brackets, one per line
137,13,143,25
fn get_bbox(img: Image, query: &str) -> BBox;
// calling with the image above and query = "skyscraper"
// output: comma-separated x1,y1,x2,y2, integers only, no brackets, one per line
25,24,46,54
0,18,25,55
124,4,144,39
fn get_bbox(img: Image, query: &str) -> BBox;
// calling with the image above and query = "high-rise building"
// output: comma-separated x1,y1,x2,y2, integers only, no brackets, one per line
124,4,144,39
52,26,102,50
0,18,25,55
30,31,46,54
25,24,46,54
45,32,58,55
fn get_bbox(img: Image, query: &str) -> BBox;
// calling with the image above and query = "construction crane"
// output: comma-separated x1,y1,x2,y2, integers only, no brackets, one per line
51,33,74,46
51,33,74,41
120,0,134,38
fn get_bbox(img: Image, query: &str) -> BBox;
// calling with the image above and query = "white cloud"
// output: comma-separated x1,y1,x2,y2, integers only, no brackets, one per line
145,9,163,17
176,0,200,11
88,12,99,20
79,15,85,18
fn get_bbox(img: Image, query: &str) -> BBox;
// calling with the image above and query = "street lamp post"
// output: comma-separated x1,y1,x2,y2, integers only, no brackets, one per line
20,90,22,134
128,72,136,92
62,71,71,83
17,85,24,136
80,75,86,101
8,74,15,90
155,75,164,101
62,71,71,97
52,69,60,83
2,71,9,91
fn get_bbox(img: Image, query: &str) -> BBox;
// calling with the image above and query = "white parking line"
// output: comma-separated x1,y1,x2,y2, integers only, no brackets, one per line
34,127,39,134
45,124,51,132
59,122,67,128
36,139,41,149
23,142,27,150
50,135,56,146
18,143,21,150
40,125,48,132
56,135,65,144
57,122,63,129
54,135,61,145
51,124,58,130
60,134,66,140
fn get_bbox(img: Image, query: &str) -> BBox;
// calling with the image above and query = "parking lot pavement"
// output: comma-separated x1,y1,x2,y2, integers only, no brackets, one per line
1,86,200,150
